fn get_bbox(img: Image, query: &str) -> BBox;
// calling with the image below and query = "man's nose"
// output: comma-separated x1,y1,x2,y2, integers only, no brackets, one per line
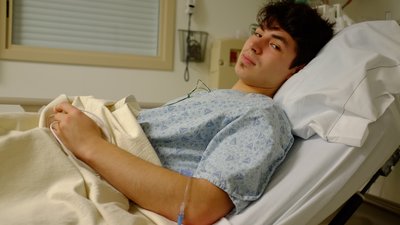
251,45,261,55
250,38,265,54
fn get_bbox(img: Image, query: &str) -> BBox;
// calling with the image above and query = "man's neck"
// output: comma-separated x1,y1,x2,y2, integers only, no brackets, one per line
231,80,277,98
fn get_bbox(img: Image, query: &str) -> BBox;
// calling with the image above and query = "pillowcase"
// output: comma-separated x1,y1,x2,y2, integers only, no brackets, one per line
274,20,400,147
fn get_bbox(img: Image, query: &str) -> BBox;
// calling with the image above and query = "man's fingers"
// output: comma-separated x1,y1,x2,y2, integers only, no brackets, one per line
53,102,76,114
46,114,56,127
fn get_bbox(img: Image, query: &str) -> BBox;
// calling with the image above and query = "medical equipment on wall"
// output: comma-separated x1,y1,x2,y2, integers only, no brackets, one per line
209,39,245,89
299,0,353,33
303,0,352,9
179,0,209,82
316,3,353,33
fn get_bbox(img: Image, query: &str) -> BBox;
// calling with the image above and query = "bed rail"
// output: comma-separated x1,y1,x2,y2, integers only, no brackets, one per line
0,97,162,112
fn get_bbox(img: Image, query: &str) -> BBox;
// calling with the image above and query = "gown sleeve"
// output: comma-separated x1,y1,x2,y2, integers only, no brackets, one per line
193,107,294,214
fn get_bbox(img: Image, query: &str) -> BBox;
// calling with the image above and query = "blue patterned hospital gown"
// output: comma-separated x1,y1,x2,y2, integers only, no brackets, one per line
137,89,294,213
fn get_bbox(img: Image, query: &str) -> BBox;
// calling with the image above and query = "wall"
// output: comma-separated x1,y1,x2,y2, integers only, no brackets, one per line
0,0,264,104
0,0,397,104
341,0,400,22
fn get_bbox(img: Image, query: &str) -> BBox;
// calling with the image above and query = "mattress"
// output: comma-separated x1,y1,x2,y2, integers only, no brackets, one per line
216,99,400,225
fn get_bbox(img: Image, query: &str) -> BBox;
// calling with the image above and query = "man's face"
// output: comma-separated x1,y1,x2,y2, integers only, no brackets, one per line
235,25,299,92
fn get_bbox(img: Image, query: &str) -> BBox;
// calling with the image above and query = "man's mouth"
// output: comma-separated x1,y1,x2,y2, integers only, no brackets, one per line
241,53,256,66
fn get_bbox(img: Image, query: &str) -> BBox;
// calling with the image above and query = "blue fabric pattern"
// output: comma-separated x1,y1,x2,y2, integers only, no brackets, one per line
137,89,293,213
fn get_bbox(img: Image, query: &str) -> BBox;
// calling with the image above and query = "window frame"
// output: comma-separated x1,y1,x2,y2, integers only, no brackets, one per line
0,0,176,70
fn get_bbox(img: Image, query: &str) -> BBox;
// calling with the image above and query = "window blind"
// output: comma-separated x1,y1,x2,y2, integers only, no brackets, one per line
12,0,160,56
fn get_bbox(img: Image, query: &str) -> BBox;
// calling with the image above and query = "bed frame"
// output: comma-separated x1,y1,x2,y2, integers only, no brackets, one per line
328,147,400,225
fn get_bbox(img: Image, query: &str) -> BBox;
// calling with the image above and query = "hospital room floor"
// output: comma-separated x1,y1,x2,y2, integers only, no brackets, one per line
346,199,400,225
320,194,400,225
322,194,400,225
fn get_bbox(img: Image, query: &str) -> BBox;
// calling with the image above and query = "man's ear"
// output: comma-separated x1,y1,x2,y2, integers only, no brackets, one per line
286,64,305,79
294,64,305,73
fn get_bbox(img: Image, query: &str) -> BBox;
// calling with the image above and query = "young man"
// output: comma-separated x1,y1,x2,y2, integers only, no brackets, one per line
49,1,333,225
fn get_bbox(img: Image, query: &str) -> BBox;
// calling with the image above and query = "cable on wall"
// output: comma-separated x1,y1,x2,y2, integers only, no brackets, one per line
184,12,193,81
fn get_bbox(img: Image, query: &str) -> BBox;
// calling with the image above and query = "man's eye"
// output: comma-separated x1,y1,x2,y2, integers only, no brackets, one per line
253,32,262,38
270,43,281,50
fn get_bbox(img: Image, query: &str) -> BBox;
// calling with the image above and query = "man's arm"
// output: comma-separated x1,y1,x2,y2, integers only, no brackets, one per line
50,102,234,225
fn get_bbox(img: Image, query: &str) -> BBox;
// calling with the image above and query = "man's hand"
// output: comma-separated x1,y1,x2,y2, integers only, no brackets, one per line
48,102,103,159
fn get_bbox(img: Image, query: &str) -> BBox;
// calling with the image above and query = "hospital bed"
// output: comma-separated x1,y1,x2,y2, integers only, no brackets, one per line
1,20,399,225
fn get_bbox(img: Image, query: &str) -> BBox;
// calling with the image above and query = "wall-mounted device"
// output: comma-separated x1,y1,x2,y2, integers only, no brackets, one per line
178,29,208,63
179,0,209,81
210,39,245,89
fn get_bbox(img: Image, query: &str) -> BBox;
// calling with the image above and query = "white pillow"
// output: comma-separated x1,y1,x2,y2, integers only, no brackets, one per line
274,20,400,147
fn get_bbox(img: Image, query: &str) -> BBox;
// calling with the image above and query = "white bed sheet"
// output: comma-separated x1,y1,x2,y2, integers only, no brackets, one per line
216,99,400,225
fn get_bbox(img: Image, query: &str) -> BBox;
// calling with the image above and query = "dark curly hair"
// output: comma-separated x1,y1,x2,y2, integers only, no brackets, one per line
257,0,334,68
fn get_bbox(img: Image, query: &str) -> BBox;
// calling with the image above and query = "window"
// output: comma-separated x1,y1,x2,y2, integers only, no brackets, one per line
0,0,176,70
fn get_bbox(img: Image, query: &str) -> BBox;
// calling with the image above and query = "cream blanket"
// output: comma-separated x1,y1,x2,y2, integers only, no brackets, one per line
0,95,175,225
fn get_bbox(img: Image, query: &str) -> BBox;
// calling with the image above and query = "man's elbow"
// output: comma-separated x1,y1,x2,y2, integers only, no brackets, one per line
184,179,234,225
184,202,233,225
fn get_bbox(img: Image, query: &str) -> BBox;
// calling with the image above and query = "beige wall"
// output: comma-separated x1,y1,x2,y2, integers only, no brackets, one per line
0,0,264,104
0,0,397,104
342,0,400,22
